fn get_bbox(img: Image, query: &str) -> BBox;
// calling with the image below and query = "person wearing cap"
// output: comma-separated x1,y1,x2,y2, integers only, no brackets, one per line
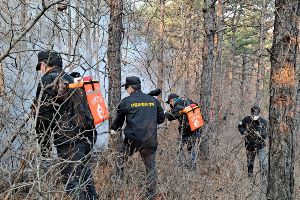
35,51,98,199
111,76,165,200
164,94,199,170
238,106,269,179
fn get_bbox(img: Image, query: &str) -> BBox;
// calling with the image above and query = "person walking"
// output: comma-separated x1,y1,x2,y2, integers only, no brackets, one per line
238,106,269,179
111,76,165,200
164,94,200,170
35,50,98,199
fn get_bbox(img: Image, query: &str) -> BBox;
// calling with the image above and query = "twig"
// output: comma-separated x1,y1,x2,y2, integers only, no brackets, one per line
4,150,31,200
0,0,64,63
0,109,34,160
230,139,244,153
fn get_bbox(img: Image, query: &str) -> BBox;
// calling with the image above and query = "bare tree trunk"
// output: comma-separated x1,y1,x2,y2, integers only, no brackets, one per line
215,0,224,137
107,0,123,127
21,1,27,48
267,0,299,199
157,0,164,103
199,0,216,159
75,0,80,55
84,1,93,76
0,63,5,97
184,3,192,98
68,2,72,62
194,1,201,103
255,0,265,107
225,1,239,123
239,55,246,119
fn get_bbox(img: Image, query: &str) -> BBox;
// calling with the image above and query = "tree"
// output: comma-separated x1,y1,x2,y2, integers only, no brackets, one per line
106,0,123,127
214,0,225,135
255,0,266,107
267,0,299,199
157,0,165,103
199,0,216,159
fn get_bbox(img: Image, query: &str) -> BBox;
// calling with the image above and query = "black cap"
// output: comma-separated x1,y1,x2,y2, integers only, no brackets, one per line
36,51,62,71
251,106,260,115
121,76,141,89
165,94,179,104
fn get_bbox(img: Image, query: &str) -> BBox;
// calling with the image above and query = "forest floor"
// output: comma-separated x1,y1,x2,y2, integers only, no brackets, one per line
1,120,300,200
92,121,300,200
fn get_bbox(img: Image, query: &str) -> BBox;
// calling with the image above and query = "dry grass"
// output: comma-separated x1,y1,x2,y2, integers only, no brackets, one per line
1,122,300,200
92,123,300,200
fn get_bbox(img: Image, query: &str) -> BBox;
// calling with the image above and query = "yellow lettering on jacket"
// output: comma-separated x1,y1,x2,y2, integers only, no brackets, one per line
131,103,137,108
130,102,155,108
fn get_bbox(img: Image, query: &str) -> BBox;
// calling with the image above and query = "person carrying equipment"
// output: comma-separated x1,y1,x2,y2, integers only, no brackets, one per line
164,94,204,170
111,76,165,200
238,106,269,179
35,51,98,200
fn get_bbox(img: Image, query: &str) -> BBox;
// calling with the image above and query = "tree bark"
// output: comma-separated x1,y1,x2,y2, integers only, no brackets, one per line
267,0,299,199
215,0,224,136
157,0,164,103
0,63,5,97
200,0,216,159
107,0,123,128
239,55,246,119
84,1,93,77
255,0,266,107
225,1,240,123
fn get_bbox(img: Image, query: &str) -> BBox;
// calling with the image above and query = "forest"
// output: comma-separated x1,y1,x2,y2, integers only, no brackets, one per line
0,0,299,199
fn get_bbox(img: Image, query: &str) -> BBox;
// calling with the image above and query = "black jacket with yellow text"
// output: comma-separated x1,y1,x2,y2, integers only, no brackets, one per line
111,90,165,148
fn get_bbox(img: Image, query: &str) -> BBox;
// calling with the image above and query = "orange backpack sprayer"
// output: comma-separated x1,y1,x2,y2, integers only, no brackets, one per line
183,104,204,131
69,76,109,125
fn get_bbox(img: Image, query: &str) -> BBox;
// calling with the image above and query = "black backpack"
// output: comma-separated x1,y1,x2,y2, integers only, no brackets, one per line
51,73,94,129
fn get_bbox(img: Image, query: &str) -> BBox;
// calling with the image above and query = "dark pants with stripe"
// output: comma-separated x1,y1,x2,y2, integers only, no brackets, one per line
116,142,157,200
57,140,98,200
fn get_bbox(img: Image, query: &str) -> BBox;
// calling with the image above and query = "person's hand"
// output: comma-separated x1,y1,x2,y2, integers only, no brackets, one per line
243,131,248,135
110,130,118,135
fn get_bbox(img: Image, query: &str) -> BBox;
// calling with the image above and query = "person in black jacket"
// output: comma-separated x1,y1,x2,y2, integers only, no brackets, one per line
111,76,165,200
35,51,98,200
238,106,269,178
164,94,199,170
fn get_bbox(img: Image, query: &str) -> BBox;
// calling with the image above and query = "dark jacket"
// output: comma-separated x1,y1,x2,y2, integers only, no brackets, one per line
238,116,269,151
111,90,165,148
35,67,96,146
165,99,198,137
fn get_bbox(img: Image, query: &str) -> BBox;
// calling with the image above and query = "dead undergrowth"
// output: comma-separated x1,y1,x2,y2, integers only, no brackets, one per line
1,121,300,200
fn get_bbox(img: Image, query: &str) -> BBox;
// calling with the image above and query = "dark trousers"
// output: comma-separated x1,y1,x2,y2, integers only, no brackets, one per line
179,133,198,164
57,140,98,200
116,142,157,200
246,147,267,177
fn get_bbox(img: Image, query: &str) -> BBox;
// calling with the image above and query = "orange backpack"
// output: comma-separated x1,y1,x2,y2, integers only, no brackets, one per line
69,79,109,125
183,104,204,131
